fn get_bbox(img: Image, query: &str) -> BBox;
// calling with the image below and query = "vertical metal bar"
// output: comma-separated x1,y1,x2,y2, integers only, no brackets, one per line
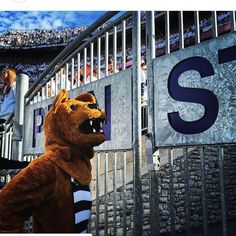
112,152,117,236
165,11,170,54
77,53,81,87
183,147,191,236
231,11,236,32
37,91,41,103
150,169,160,236
33,95,37,104
194,11,200,44
132,11,143,236
65,63,69,90
6,174,11,183
1,132,5,157
105,32,109,77
10,128,13,158
90,42,94,83
84,47,87,82
179,11,185,49
168,148,175,236
12,74,29,161
50,77,54,97
6,132,9,159
96,152,100,236
146,11,155,144
59,68,63,89
4,132,9,159
43,83,49,100
55,73,58,95
42,86,46,100
97,37,101,79
113,26,117,73
8,128,13,158
122,151,127,236
122,20,126,70
212,11,218,38
44,85,47,99
71,58,74,89
146,12,160,235
54,76,56,96
218,146,228,236
47,82,50,98
104,152,108,235
7,131,11,158
200,146,208,236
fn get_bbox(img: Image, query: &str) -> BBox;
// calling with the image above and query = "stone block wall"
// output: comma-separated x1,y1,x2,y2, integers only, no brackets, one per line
90,145,236,235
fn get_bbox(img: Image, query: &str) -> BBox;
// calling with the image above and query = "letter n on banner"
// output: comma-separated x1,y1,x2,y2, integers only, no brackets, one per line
88,85,111,140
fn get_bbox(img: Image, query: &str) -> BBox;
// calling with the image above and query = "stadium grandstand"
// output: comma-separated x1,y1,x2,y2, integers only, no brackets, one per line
0,11,231,86
0,10,236,235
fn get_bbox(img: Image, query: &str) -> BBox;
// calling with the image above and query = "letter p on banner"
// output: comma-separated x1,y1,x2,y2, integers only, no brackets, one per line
33,108,45,148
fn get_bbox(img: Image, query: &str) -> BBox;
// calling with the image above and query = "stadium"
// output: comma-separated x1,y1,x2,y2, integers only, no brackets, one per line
0,11,236,235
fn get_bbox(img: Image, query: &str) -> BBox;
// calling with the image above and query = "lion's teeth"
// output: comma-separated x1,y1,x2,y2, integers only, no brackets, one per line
100,128,103,132
93,128,96,133
90,121,93,126
100,122,103,128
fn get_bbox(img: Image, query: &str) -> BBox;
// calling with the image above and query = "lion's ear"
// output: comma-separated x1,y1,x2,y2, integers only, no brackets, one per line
75,93,96,103
53,89,68,114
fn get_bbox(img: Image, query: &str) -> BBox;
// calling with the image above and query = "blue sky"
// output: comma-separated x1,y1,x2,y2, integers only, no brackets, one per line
0,11,106,34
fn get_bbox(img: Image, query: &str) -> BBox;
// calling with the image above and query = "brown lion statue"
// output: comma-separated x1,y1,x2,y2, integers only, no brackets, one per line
0,89,106,233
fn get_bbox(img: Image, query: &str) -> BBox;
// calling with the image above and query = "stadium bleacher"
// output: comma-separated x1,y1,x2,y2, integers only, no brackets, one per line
0,11,232,85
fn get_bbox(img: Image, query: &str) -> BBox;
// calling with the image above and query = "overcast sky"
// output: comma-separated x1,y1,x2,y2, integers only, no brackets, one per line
0,11,106,33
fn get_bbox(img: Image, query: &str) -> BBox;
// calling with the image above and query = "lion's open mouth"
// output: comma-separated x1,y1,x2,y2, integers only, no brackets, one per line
80,118,105,134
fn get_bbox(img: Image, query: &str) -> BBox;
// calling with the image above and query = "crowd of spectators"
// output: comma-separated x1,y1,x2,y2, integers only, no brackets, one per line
0,27,86,49
0,63,48,85
0,11,232,86
0,12,232,50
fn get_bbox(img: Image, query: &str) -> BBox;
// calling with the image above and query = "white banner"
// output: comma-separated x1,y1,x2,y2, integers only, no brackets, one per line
154,33,236,147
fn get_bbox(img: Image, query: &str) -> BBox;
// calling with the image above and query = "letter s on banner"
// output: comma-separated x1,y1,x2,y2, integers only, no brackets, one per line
167,57,219,134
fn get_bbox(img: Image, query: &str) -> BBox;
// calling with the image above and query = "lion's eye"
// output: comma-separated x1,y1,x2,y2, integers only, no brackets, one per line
70,104,78,111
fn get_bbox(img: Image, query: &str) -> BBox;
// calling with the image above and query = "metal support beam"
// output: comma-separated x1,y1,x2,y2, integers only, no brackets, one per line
132,11,143,236
12,74,29,161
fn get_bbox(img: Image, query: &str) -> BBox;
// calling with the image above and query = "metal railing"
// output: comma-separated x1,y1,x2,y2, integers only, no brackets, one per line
0,117,13,160
24,11,133,105
0,11,235,235
0,74,29,161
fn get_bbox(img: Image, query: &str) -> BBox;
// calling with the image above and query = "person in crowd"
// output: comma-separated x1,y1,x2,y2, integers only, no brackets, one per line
108,57,119,75
141,62,147,103
108,58,114,75
85,66,98,84
79,65,97,85
46,77,56,97
0,68,17,131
